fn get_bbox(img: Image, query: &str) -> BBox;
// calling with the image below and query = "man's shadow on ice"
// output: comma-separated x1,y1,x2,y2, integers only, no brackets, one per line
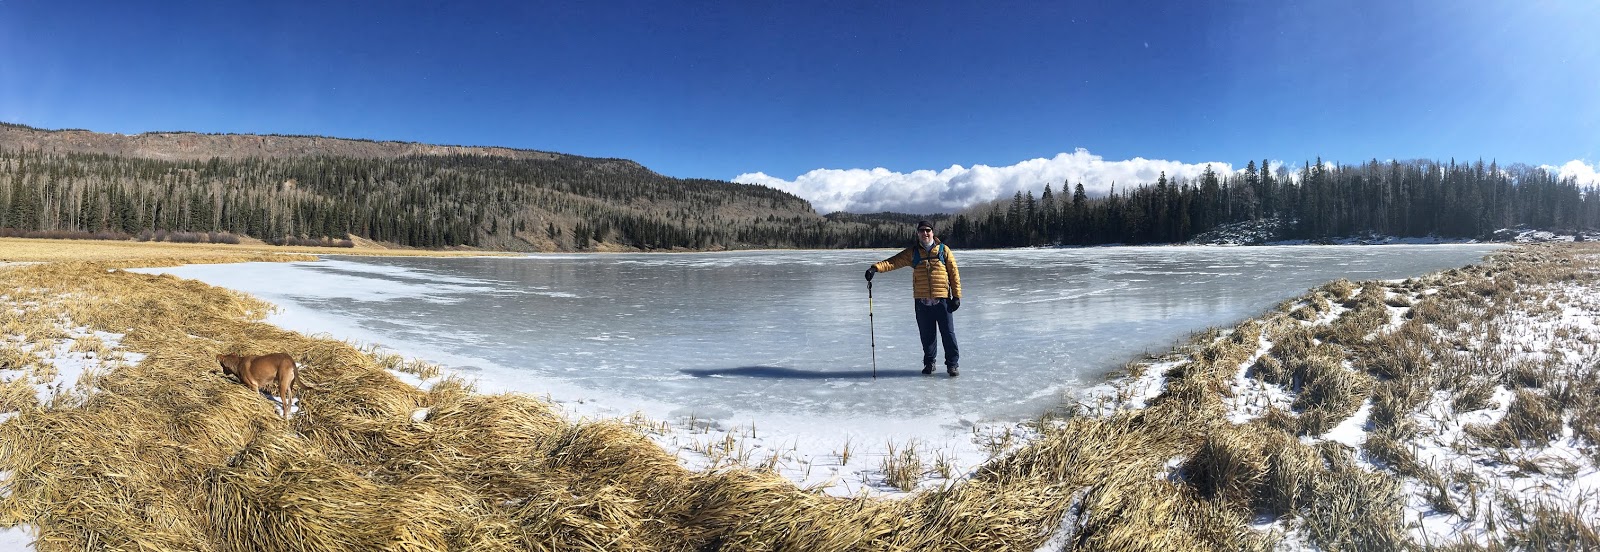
680,366,925,379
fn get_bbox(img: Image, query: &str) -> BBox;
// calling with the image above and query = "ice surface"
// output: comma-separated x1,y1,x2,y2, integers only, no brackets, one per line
129,245,1499,496
134,246,1497,421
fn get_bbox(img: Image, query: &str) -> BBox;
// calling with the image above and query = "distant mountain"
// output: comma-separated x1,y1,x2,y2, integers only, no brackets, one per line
0,123,921,251
0,121,601,164
16,123,1565,252
823,211,950,227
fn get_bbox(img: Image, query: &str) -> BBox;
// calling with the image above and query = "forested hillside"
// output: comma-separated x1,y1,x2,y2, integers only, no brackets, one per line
0,124,919,251
2,123,1595,251
946,159,1600,247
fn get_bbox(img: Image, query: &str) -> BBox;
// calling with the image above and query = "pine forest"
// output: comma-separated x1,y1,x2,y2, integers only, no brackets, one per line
1,144,1595,251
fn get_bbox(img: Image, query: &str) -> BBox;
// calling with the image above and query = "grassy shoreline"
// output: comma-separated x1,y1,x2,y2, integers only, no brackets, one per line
0,236,529,267
0,240,1595,550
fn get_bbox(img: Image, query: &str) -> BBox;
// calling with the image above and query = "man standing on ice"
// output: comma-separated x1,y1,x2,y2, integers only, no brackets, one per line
865,220,964,376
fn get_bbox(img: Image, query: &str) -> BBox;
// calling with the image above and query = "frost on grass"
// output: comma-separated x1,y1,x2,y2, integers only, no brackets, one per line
0,297,142,412
6,245,1598,552
1073,247,1600,550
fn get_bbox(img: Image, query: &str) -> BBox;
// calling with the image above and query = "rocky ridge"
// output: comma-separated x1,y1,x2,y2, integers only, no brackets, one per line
0,123,646,171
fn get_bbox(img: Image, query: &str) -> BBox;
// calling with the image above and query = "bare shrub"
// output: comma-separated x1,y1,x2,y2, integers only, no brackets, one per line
1184,427,1267,506
1368,380,1428,431
1573,404,1600,465
267,236,357,248
0,344,38,371
1506,358,1554,390
1301,443,1407,550
1362,425,1422,478
1257,429,1321,516
1467,390,1564,448
1383,293,1413,308
1290,305,1318,321
1355,323,1434,380
1264,327,1322,383
0,376,38,412
1258,406,1300,435
1449,378,1496,413
1417,468,1459,516
881,440,925,492
1250,356,1285,384
165,231,204,244
1486,497,1600,550
1291,364,1374,436
1318,304,1387,347
1320,279,1356,303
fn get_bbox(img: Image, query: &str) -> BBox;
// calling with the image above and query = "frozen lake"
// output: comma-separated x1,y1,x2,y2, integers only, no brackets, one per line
141,245,1499,427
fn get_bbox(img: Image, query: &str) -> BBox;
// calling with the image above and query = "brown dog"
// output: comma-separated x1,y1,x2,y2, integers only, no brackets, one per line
217,353,308,419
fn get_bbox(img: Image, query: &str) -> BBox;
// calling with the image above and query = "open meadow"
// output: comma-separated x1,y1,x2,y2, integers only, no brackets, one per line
0,237,1595,550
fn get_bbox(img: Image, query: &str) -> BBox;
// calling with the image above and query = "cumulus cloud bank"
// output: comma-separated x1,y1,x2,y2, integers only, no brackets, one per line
1547,159,1600,187
734,149,1235,214
739,152,1600,215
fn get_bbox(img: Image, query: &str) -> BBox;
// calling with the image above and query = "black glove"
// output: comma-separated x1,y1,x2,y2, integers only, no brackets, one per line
948,297,961,312
865,266,877,281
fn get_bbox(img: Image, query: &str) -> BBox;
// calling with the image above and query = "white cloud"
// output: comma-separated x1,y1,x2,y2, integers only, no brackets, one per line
734,148,1236,214
1545,159,1600,186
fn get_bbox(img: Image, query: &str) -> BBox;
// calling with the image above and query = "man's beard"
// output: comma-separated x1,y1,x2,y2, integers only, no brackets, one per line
920,237,934,248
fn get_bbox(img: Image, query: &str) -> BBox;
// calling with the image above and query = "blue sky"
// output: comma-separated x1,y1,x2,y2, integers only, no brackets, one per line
3,1,1597,213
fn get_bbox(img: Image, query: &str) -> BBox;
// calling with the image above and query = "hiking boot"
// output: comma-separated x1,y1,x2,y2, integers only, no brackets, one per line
922,364,935,375
946,365,960,377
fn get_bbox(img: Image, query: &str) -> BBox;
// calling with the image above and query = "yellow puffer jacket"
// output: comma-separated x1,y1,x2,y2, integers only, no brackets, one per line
872,241,962,300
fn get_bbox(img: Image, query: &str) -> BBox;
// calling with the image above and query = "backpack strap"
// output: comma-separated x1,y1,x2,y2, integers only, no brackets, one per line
912,244,948,268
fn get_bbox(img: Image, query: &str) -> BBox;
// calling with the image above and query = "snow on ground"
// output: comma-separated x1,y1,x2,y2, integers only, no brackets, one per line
1190,221,1599,247
8,249,1598,549
0,308,144,550
1075,275,1600,549
1,328,141,408
1388,279,1600,547
360,338,1020,498
121,261,1035,500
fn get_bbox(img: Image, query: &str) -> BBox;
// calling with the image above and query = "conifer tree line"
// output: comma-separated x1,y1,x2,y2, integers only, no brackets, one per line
0,149,904,250
941,159,1599,248
1,146,1594,251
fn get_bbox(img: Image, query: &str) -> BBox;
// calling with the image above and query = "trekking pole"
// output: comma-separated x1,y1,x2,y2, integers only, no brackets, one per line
868,279,877,380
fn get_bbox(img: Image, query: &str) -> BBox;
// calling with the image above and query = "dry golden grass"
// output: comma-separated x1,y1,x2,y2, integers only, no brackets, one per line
0,247,1091,551
1119,243,1600,549
880,440,926,492
0,236,514,269
3,240,1597,550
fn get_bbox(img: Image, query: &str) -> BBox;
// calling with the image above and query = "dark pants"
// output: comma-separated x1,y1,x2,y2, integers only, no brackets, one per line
914,299,959,367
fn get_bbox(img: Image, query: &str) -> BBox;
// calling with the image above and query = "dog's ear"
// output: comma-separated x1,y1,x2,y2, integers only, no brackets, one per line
216,354,236,376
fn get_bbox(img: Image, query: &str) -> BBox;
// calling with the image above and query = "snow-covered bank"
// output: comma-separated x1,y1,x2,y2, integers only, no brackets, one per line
0,295,147,549
6,243,1591,550
1070,248,1600,548
1188,220,1598,247
119,245,1497,501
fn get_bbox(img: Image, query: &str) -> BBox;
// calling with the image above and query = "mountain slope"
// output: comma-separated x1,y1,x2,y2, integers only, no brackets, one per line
1,123,922,251
0,122,589,164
